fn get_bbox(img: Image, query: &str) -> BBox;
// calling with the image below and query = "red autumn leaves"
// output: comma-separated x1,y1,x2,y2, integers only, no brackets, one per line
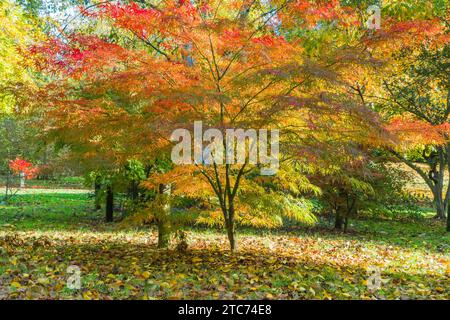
9,158,38,179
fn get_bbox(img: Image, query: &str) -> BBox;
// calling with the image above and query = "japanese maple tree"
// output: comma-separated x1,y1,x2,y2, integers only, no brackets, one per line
32,0,397,249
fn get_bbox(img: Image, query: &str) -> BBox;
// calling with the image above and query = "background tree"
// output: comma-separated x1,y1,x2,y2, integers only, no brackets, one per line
332,0,450,229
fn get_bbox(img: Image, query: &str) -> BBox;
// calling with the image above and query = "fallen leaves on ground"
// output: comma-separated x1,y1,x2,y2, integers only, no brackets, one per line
0,193,448,300
0,228,448,300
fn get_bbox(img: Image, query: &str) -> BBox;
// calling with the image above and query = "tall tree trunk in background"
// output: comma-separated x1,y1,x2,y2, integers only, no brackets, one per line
105,185,114,222
157,183,171,249
343,205,352,233
334,206,344,230
129,181,139,201
431,146,447,219
446,143,450,231
344,197,356,233
434,189,446,219
447,205,450,231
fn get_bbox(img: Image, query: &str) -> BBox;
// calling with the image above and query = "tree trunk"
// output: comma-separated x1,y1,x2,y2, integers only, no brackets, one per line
446,142,450,230
431,146,446,219
447,204,450,232
19,171,25,188
157,219,170,248
226,225,236,252
334,206,344,230
130,181,138,201
105,185,114,222
225,207,236,252
434,190,447,219
157,183,171,249
344,198,356,233
433,188,446,219
437,205,446,220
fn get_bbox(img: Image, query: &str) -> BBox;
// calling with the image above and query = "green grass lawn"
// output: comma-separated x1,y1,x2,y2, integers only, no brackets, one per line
0,192,449,300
